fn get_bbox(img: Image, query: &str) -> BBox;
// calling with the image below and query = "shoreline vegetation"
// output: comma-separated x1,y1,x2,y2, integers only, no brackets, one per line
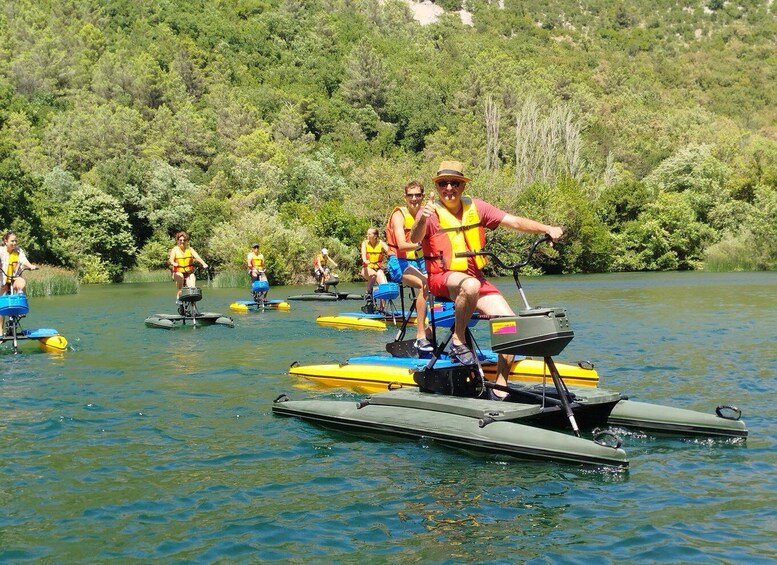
122,269,249,286
24,266,80,297
2,2,775,284
19,257,767,297
122,270,172,284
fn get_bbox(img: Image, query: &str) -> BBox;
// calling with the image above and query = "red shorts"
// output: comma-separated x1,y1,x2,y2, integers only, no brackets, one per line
428,271,501,300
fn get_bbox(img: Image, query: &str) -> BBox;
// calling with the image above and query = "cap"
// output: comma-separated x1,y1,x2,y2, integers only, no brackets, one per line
321,248,328,255
251,243,259,249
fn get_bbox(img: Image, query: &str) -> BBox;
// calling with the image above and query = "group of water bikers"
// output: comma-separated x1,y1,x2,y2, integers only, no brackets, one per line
270,160,564,399
171,161,563,392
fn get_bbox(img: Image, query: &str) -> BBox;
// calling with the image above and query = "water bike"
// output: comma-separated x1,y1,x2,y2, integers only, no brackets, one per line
289,355,599,393
0,270,68,354
145,272,234,329
300,272,599,387
315,282,417,330
230,280,290,313
287,274,364,302
275,236,747,468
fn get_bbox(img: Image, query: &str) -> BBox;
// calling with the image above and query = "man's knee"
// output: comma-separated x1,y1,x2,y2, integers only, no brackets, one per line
459,277,481,298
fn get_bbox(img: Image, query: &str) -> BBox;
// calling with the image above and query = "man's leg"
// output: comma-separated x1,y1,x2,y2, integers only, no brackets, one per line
444,272,479,347
476,293,516,396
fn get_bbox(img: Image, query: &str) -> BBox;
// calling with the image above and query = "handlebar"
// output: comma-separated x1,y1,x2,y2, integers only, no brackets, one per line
5,264,33,281
455,235,552,310
455,234,552,273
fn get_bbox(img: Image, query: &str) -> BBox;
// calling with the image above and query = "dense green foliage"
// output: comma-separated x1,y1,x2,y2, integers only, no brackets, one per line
1,0,775,283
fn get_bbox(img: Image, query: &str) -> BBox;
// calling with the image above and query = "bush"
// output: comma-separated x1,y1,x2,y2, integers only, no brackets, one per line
77,255,111,284
51,185,137,282
136,237,172,271
704,234,758,272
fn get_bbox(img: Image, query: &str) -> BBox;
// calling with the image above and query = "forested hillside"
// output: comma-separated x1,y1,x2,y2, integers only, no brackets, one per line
1,0,775,283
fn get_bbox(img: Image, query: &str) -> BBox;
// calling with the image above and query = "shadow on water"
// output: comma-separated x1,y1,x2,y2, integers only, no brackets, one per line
1,272,776,562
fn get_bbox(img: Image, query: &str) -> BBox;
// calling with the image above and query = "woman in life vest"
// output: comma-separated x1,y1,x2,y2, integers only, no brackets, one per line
360,227,389,299
386,180,432,353
168,231,208,302
0,231,38,296
411,160,563,399
246,244,267,283
0,231,38,332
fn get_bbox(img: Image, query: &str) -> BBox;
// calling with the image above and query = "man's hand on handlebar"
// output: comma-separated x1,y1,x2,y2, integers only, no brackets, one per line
546,226,563,243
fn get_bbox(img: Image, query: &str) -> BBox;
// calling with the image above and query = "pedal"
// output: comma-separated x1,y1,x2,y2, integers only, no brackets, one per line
361,303,375,315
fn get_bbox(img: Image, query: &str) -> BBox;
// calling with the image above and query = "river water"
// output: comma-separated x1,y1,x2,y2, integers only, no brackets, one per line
2,272,775,562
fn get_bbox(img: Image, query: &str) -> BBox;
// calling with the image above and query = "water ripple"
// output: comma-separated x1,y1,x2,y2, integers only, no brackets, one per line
1,276,776,562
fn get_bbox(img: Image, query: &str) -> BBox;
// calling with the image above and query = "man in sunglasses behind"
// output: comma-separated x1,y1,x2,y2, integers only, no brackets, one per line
410,160,563,399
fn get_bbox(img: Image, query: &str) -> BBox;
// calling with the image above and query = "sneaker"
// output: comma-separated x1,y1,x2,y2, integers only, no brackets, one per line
487,387,510,401
414,338,434,353
361,303,375,315
449,343,477,365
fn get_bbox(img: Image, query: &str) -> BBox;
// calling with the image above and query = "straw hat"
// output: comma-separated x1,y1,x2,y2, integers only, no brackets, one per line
432,160,470,183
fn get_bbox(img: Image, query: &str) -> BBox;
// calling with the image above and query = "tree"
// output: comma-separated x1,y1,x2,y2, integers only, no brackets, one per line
52,185,136,282
614,192,716,271
0,158,43,257
44,96,146,173
341,41,391,115
135,160,200,238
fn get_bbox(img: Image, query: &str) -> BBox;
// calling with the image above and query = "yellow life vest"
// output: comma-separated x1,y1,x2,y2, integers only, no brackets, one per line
4,251,18,284
365,241,385,269
427,196,487,274
250,253,265,270
385,206,420,260
173,247,194,274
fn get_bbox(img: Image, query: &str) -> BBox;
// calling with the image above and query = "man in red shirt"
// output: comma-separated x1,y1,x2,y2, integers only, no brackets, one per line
411,160,563,398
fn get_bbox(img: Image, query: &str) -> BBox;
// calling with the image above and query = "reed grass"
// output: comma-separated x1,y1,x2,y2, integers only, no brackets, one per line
703,237,757,272
123,269,173,283
23,265,80,297
211,269,250,288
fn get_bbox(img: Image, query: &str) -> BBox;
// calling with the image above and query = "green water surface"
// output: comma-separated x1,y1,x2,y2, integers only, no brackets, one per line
1,272,775,562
